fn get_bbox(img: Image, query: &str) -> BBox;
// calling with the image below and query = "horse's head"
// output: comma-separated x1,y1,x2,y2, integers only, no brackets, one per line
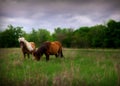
18,37,25,48
33,49,43,61
19,41,25,49
18,37,25,42
33,42,49,61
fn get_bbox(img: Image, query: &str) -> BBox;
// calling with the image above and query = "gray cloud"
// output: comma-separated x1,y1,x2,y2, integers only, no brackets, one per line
0,0,120,33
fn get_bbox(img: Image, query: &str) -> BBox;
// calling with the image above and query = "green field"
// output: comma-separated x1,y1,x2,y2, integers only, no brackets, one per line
0,48,120,86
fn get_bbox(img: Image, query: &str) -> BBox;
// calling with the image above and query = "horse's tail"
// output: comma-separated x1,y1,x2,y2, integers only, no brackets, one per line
60,47,64,57
55,41,64,58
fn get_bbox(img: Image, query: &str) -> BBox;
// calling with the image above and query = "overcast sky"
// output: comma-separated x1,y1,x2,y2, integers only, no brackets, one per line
0,0,120,33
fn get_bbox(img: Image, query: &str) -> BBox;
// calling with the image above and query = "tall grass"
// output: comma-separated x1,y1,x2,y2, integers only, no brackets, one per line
0,48,120,86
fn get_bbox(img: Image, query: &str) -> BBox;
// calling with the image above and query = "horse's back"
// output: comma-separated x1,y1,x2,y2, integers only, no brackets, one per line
48,41,62,54
54,41,62,47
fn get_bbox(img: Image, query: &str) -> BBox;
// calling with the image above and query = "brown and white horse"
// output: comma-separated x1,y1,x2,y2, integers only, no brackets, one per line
18,37,36,59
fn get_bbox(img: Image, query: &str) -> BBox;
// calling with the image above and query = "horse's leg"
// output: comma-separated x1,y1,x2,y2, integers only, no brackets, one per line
60,49,64,58
58,48,64,58
45,53,49,61
58,50,61,58
55,54,58,58
23,52,26,59
27,53,30,59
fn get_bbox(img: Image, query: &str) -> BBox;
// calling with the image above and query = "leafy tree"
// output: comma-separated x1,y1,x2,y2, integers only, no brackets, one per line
52,27,74,47
37,29,51,46
88,25,106,48
63,28,74,47
0,25,25,47
26,29,38,46
105,19,120,48
52,27,66,43
73,27,90,48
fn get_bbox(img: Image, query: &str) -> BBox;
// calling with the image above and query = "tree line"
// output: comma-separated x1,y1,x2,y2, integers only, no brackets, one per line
0,19,120,48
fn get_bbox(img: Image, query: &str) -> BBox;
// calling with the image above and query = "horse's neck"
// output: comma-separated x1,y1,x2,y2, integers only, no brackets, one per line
24,40,33,51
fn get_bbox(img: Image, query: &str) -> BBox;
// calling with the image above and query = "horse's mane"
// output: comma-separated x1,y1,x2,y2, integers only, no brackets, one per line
18,37,34,51
41,41,50,51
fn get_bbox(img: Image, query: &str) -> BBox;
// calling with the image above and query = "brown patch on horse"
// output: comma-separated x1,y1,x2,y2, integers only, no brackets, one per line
49,41,62,55
33,41,64,61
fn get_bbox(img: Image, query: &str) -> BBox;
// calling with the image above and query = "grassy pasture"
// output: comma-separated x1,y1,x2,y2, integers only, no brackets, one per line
0,48,120,86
